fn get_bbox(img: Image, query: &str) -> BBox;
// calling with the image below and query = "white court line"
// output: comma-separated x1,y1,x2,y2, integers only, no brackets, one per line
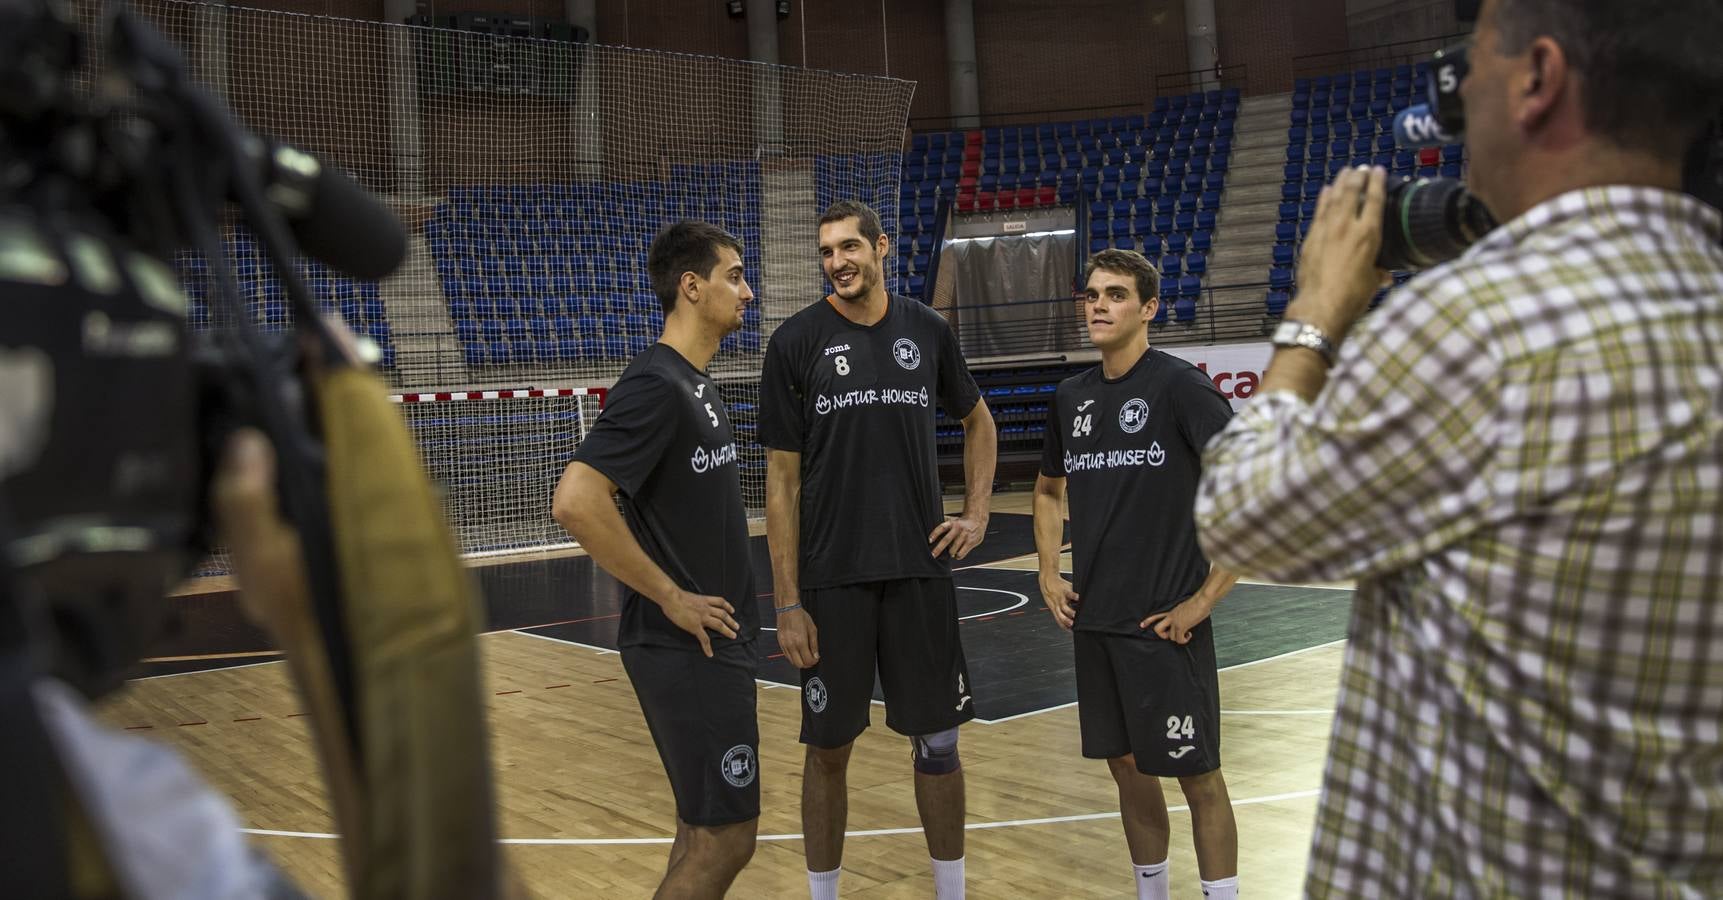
759,586,1028,633
239,788,1323,844
502,629,886,705
129,658,284,681
511,630,618,655
1218,638,1347,672
974,639,1349,724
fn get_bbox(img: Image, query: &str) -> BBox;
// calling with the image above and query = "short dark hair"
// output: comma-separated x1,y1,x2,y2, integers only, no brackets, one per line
818,200,885,246
646,220,743,315
1083,248,1160,303
1491,0,1723,155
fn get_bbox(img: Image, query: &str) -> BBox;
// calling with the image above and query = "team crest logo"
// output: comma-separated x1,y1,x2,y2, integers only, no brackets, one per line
1147,441,1166,467
1119,398,1149,433
804,676,828,713
690,447,711,473
814,394,833,415
720,744,757,788
893,338,921,370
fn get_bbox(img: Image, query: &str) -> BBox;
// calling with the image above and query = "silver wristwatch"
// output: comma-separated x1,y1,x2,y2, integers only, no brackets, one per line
1270,319,1339,367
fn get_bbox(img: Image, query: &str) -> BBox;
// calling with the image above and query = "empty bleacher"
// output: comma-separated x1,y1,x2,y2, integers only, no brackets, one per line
896,88,1242,316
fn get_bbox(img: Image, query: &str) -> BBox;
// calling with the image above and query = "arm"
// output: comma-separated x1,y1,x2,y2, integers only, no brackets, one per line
552,461,737,656
765,448,817,668
1141,562,1240,644
1195,166,1501,583
1032,473,1078,629
928,399,996,559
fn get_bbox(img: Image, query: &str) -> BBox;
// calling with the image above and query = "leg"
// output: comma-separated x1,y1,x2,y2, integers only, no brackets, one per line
1176,769,1237,881
656,817,758,900
803,742,853,872
910,730,966,861
797,585,880,877
1107,754,1172,865
666,819,691,876
876,578,973,862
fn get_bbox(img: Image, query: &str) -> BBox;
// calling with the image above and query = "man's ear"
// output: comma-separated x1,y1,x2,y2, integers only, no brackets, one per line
1516,35,1569,133
679,270,701,305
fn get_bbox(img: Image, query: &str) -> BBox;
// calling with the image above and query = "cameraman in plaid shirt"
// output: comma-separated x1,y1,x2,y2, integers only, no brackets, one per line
1195,0,1723,896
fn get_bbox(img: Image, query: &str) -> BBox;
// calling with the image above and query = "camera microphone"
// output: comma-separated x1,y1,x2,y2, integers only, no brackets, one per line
252,140,408,282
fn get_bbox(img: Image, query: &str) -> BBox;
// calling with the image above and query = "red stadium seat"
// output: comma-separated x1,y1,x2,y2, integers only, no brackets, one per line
996,193,1017,210
1417,146,1439,167
1016,187,1038,209
977,192,996,211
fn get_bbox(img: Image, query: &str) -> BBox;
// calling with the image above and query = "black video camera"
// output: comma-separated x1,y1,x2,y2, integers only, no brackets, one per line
0,0,405,700
1375,2,1723,270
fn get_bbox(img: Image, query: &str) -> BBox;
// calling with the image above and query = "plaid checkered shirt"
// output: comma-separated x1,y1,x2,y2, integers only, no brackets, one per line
1195,186,1723,897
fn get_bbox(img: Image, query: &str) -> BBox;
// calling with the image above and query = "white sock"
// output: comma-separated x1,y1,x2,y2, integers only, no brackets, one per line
1201,875,1239,899
931,856,965,899
1134,859,1170,900
808,867,841,900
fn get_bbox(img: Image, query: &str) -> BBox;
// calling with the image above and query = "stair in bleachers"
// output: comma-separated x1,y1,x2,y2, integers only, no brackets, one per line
1204,93,1299,332
386,232,469,388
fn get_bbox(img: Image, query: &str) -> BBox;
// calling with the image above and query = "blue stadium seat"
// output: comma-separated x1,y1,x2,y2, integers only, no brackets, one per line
1160,254,1182,277
1270,267,1294,291
1165,232,1187,254
1266,289,1291,316
1174,297,1197,324
1185,253,1206,275
1190,230,1212,253
1273,244,1296,266
1275,222,1296,243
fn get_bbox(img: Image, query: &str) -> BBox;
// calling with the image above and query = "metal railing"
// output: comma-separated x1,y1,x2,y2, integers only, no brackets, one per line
1153,63,1250,99
1291,33,1467,81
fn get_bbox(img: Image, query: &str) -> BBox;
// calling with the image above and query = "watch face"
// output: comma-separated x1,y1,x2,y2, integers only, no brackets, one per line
1272,321,1301,343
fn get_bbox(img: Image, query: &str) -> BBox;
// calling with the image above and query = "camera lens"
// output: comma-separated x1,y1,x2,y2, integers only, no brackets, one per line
1376,176,1497,271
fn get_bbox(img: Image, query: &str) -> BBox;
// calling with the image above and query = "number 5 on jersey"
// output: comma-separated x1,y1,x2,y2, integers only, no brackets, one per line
704,402,718,427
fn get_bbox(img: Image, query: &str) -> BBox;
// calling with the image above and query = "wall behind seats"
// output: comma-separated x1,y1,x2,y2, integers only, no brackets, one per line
971,0,1190,127
1215,0,1348,94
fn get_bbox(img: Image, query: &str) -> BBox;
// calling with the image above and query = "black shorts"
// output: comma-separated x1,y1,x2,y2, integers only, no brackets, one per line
798,577,974,747
621,640,760,826
1074,622,1220,777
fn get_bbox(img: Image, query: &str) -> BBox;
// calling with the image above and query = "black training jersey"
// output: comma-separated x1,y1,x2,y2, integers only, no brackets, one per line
759,294,982,589
1039,348,1234,634
573,343,757,651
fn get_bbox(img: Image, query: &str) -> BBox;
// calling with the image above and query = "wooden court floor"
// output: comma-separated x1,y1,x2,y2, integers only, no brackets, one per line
98,493,1349,898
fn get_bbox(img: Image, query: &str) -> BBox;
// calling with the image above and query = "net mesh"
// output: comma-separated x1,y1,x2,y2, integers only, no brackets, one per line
77,1,914,558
